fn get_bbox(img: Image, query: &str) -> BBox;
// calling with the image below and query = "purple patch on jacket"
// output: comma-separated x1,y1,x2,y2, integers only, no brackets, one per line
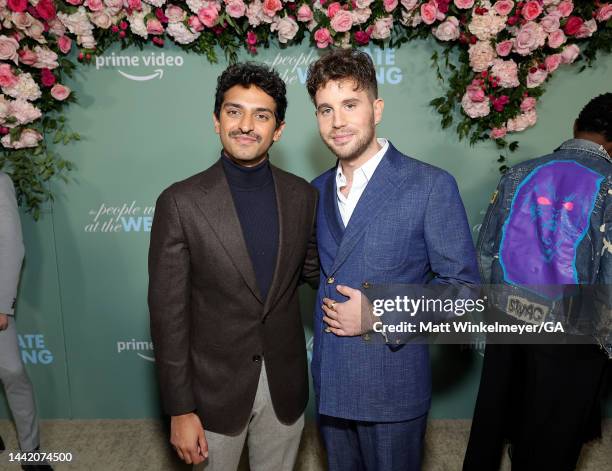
500,160,603,287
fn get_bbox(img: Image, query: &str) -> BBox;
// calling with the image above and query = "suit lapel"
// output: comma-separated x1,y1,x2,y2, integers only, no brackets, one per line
192,161,263,304
263,166,299,315
330,145,404,273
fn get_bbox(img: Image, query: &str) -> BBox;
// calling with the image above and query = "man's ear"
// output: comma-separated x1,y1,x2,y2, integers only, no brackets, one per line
213,112,221,135
273,121,286,142
373,98,384,125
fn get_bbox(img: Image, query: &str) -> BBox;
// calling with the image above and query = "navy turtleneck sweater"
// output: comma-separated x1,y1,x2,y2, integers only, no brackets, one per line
221,153,279,302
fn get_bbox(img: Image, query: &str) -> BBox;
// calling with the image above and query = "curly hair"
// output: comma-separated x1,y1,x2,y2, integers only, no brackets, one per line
214,62,287,126
306,49,378,103
575,93,612,142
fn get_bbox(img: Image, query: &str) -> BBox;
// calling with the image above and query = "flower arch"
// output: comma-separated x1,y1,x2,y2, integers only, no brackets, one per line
0,0,610,216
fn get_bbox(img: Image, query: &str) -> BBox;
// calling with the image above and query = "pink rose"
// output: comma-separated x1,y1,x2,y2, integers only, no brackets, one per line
540,13,560,33
596,4,612,22
273,16,298,43
262,0,282,17
147,18,164,35
520,96,536,112
493,0,514,16
563,16,583,36
575,19,597,39
454,0,475,9
226,0,246,19
198,5,219,27
65,0,83,5
352,7,371,25
297,4,313,22
560,44,579,64
35,0,56,20
490,127,507,139
90,11,112,29
166,5,186,23
513,21,546,55
41,68,56,87
25,19,45,41
11,12,33,30
330,10,353,32
544,54,562,72
496,39,513,57
0,64,18,88
8,99,41,126
18,47,37,65
547,29,566,48
461,93,490,118
557,0,573,17
57,36,72,54
127,0,142,10
354,30,370,45
50,84,71,101
433,16,460,41
1,129,43,149
467,83,485,102
7,0,27,13
314,27,332,48
383,0,398,13
85,0,104,11
421,1,438,25
188,16,204,32
0,35,19,64
522,1,542,21
327,2,341,18
527,67,547,88
370,16,393,39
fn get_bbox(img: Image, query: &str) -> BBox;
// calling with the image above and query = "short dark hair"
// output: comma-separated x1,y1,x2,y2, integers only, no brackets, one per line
306,49,378,103
214,62,287,126
575,93,612,142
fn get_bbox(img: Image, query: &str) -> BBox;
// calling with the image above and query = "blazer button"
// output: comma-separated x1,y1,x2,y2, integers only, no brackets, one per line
327,277,335,284
362,281,371,289
252,355,262,363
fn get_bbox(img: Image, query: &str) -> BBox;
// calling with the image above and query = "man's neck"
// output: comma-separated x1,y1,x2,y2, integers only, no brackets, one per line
339,138,382,183
573,132,612,157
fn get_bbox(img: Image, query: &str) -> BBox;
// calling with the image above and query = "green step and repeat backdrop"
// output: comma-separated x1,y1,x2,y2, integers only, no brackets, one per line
2,42,611,420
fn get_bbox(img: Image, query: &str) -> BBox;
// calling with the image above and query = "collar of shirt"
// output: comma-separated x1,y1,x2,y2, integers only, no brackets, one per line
335,138,389,226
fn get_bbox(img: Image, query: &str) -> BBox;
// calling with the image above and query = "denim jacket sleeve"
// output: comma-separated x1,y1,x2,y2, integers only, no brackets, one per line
476,174,509,285
595,184,612,357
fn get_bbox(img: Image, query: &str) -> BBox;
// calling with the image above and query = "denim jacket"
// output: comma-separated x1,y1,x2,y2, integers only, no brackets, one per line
477,139,612,357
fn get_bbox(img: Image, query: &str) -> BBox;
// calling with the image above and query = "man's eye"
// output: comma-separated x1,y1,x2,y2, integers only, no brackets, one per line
256,114,270,121
345,103,356,110
320,108,331,116
227,109,240,116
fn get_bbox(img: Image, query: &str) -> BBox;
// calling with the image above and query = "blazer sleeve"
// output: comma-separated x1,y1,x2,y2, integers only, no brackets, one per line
0,173,25,315
300,188,320,289
148,187,196,416
424,171,480,286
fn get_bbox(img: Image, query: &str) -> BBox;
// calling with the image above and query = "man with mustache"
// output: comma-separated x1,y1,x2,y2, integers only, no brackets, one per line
148,63,318,470
306,49,479,470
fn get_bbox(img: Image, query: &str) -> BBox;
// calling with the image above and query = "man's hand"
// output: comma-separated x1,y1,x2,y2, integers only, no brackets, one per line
0,314,8,331
170,412,208,465
322,285,373,336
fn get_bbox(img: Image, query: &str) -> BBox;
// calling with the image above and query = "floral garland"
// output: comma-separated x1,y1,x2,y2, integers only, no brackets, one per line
0,0,610,216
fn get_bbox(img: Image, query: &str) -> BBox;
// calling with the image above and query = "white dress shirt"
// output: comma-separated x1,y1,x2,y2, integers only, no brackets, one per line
336,138,389,227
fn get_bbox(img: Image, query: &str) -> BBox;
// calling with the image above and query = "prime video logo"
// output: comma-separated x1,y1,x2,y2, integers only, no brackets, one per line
117,339,155,362
95,52,184,81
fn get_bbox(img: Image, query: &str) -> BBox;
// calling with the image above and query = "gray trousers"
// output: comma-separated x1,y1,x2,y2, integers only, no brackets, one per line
194,361,304,471
0,316,40,452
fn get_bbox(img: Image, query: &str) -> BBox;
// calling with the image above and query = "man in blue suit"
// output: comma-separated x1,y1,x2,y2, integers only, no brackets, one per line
305,49,479,470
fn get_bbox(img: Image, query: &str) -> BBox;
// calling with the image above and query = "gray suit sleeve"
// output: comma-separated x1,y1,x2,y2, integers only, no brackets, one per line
0,172,25,315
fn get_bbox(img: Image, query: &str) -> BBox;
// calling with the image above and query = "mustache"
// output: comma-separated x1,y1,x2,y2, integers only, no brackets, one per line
229,130,262,142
